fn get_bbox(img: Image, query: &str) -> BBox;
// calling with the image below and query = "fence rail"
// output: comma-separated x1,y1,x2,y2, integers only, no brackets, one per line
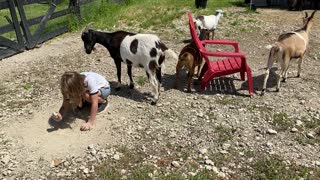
0,0,81,60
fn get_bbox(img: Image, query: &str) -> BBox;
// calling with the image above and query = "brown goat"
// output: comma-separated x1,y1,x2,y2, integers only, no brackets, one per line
174,43,203,92
261,10,316,95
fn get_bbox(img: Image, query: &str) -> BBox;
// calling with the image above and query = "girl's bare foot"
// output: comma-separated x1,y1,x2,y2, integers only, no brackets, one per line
80,122,93,131
51,112,62,122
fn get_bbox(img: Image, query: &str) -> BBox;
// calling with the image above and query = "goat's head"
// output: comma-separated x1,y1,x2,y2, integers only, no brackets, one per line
81,22,96,54
215,9,224,17
194,18,204,36
302,10,317,27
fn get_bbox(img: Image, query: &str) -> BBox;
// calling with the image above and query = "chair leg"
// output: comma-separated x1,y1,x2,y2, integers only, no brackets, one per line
200,70,213,91
246,67,254,97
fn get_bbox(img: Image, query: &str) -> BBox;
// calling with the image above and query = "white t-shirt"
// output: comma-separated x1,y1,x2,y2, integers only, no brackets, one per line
81,72,109,95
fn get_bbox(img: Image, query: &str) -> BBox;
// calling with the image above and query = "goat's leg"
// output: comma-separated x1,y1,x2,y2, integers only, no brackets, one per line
149,73,159,105
261,48,276,95
175,61,184,89
297,57,303,78
156,68,162,94
115,60,122,91
187,67,195,92
276,64,284,92
282,65,290,82
261,68,270,96
276,56,289,92
126,63,134,89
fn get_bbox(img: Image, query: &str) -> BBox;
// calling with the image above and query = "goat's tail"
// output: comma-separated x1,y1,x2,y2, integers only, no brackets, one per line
264,44,281,69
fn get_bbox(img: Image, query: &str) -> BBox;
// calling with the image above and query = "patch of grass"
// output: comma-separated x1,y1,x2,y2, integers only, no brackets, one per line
1,0,242,40
224,31,231,37
136,75,148,86
252,155,314,179
230,20,240,26
189,170,217,180
240,27,247,32
272,112,293,131
132,165,154,179
214,125,233,142
23,83,33,90
97,167,121,180
215,96,236,105
247,105,273,114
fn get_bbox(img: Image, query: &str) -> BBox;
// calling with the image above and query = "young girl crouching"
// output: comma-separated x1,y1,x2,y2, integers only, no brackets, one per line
52,71,111,131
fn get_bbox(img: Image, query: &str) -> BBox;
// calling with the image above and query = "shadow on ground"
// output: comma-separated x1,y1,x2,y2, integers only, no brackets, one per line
47,104,91,132
164,67,280,97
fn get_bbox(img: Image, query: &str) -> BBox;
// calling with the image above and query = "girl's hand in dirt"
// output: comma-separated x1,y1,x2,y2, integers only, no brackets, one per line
80,122,93,131
51,112,62,122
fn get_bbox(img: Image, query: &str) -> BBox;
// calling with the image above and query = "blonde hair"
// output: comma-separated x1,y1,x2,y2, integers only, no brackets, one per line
60,71,85,109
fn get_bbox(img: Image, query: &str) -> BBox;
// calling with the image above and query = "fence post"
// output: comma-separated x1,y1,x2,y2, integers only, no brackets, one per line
69,0,82,20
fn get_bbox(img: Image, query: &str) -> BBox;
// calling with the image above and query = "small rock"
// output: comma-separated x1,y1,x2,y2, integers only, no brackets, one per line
171,161,180,168
113,154,120,160
266,142,273,148
199,148,208,155
265,44,273,49
291,128,298,133
296,120,303,126
307,133,315,139
1,154,10,165
83,168,89,174
205,159,214,166
51,159,63,167
88,144,95,149
205,165,213,170
267,129,277,135
188,172,197,176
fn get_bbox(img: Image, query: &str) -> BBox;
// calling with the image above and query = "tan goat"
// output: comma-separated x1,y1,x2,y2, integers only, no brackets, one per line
261,10,317,96
174,43,203,92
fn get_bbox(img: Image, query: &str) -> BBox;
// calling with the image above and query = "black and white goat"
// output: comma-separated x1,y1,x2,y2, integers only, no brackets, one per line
194,9,224,39
261,10,316,95
81,27,178,105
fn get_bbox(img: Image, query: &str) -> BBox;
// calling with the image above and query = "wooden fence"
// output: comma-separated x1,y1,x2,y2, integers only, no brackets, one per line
0,0,81,60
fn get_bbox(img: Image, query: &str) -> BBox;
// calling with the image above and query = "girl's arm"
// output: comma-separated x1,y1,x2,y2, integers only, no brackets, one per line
80,93,99,131
52,98,69,121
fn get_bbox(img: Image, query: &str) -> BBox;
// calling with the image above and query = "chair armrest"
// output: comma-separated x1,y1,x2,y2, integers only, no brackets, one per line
201,40,240,52
200,49,246,58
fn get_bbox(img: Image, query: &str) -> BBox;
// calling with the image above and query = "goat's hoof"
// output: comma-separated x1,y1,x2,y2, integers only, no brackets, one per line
115,87,121,91
129,84,134,89
260,89,265,96
297,74,300,78
276,88,280,92
186,89,192,93
151,101,157,106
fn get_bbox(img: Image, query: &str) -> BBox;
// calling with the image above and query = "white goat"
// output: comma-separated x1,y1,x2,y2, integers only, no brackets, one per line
194,9,224,39
261,10,316,95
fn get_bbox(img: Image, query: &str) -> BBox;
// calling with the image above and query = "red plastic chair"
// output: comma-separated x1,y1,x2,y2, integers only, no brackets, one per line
188,11,253,96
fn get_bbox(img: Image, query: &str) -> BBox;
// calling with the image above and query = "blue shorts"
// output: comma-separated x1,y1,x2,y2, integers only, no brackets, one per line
100,87,111,99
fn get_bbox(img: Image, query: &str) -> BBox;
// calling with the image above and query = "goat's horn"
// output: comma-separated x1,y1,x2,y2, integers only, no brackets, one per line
304,11,308,18
310,10,317,18
81,22,95,33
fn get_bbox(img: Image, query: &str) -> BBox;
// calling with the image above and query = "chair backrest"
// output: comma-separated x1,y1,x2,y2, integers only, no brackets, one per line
187,12,205,53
